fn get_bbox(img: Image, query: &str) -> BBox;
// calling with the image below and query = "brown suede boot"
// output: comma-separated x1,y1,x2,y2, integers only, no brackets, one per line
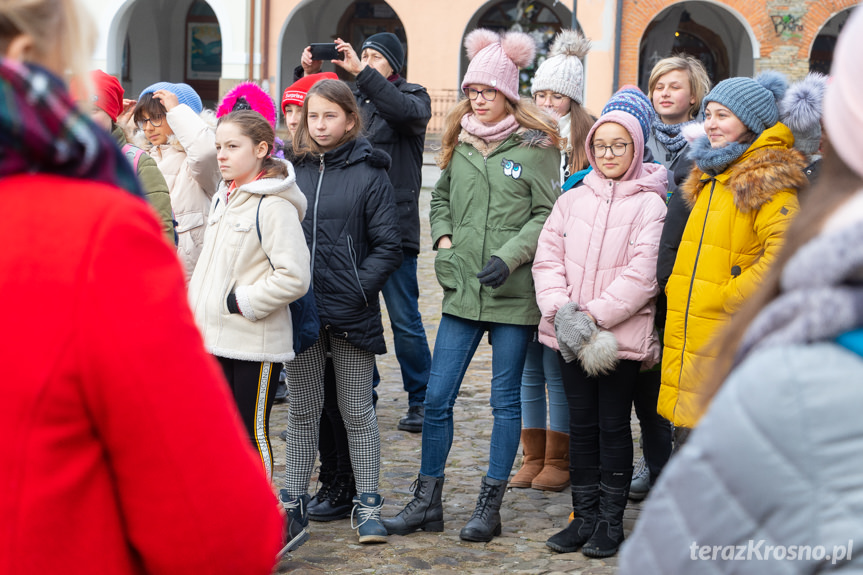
510,428,545,488
531,430,570,491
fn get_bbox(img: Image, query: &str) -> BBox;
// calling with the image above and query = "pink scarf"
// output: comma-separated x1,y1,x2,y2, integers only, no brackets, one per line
460,113,519,142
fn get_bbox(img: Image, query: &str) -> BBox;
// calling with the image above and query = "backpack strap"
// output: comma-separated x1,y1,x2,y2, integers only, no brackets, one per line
256,196,274,271
121,143,146,173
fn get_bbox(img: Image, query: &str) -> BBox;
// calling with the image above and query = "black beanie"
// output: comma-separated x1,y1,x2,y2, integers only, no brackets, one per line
361,32,405,74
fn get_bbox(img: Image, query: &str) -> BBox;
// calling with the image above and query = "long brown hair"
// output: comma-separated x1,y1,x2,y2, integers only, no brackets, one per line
292,79,362,157
566,100,594,174
436,96,560,169
698,137,863,415
217,110,288,180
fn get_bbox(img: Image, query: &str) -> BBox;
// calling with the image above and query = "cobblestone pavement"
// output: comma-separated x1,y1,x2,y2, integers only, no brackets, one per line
270,188,644,574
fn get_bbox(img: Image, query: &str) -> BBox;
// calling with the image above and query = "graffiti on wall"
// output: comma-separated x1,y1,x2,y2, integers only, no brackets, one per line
771,14,804,40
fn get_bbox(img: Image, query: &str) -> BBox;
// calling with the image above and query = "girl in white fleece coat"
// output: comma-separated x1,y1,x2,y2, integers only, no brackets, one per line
188,110,310,480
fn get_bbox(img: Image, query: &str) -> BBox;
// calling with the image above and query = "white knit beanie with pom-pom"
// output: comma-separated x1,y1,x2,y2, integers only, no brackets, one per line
461,29,536,103
531,29,591,104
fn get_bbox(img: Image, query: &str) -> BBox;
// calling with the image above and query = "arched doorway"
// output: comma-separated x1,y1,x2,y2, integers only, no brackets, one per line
463,0,571,94
278,1,407,96
109,0,223,108
810,8,853,75
337,1,407,79
638,2,755,92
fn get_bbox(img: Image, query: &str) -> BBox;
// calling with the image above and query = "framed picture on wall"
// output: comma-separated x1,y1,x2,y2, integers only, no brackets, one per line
187,22,221,80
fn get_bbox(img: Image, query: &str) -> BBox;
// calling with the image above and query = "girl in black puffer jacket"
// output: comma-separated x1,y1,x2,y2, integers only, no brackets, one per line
280,79,401,548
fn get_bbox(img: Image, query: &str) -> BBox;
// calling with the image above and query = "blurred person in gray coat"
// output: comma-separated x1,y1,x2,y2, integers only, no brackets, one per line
619,8,863,572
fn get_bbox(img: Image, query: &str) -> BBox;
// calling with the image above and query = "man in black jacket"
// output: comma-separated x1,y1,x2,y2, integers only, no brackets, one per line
299,32,432,432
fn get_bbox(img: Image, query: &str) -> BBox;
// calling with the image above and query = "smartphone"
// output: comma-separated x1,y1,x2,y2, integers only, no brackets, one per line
309,43,343,61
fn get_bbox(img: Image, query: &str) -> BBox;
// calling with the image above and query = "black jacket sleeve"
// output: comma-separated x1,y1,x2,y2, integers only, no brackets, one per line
355,67,431,136
655,188,692,327
357,170,403,297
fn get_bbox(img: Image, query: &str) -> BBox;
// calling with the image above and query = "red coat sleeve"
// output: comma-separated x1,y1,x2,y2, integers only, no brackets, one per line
77,196,283,574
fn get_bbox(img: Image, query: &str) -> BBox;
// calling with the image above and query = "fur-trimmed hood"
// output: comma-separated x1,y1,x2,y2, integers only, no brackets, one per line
682,122,807,212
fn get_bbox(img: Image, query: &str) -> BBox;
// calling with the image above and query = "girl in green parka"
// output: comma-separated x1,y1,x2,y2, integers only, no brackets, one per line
383,29,560,543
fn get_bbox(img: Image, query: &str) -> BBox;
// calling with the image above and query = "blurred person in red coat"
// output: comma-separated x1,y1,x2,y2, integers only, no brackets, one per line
0,1,283,573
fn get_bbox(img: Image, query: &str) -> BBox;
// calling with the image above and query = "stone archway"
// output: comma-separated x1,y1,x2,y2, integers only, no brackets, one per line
104,0,225,106
277,0,407,100
809,7,854,74
637,1,755,91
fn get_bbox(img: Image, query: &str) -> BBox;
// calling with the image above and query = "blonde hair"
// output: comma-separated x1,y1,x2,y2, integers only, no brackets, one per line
0,0,94,83
648,55,711,121
436,97,561,169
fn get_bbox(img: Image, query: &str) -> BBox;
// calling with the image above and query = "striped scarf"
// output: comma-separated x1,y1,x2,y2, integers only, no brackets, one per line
0,58,142,197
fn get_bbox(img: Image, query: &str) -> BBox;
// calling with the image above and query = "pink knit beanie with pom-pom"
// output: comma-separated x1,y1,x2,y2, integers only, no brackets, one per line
461,29,536,103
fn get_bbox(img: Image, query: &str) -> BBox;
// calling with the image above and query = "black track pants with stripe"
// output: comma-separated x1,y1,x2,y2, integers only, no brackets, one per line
216,356,279,481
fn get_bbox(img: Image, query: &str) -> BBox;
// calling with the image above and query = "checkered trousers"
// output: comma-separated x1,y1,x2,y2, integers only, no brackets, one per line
283,328,380,496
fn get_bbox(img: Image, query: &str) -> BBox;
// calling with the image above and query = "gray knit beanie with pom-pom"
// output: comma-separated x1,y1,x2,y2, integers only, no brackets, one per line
530,29,591,104
702,71,788,136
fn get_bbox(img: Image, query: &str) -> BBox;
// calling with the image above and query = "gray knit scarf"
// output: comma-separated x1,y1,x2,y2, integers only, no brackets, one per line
652,118,695,154
687,134,750,176
734,220,863,367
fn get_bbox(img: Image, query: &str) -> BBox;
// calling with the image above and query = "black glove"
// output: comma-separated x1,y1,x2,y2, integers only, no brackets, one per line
227,292,242,315
476,256,510,289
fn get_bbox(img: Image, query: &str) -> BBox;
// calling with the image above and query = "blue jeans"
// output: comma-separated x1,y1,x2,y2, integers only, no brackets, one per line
420,314,533,481
520,341,569,433
377,255,431,406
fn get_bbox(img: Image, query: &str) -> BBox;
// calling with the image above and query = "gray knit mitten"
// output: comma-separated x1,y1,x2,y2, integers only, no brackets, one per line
554,302,619,376
554,302,594,363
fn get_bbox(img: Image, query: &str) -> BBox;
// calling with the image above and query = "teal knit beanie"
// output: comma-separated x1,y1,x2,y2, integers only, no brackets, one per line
702,71,787,136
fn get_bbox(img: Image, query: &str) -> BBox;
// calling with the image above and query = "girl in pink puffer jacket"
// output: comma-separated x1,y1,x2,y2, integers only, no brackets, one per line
532,108,666,558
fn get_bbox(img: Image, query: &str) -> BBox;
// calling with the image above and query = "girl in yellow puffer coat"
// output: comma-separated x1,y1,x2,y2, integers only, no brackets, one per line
659,72,806,447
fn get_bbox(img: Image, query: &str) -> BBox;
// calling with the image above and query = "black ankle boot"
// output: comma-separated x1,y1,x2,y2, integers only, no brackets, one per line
581,468,631,558
459,476,507,542
546,468,600,553
307,469,336,513
382,473,445,535
309,473,356,522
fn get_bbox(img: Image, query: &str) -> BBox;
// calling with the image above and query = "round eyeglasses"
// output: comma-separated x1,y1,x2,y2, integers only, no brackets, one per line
137,116,164,130
464,87,498,102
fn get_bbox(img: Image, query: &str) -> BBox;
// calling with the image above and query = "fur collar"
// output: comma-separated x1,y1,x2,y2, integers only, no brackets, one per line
458,127,552,158
681,144,807,212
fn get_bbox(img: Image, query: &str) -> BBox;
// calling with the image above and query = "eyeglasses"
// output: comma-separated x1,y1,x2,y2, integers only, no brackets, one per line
137,116,164,129
533,91,567,104
592,142,633,157
464,87,498,101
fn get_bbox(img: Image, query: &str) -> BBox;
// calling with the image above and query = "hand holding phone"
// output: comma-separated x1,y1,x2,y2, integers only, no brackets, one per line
309,43,344,61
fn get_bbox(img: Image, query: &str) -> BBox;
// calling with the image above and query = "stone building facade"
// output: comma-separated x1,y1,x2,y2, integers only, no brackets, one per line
85,0,858,134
